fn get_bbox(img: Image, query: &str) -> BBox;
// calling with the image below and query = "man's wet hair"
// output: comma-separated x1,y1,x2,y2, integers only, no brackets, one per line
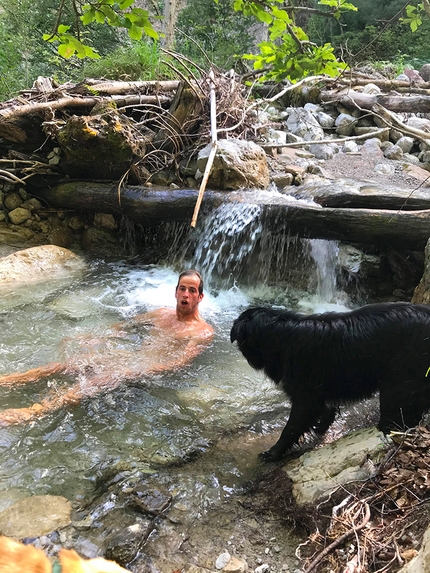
176,269,204,295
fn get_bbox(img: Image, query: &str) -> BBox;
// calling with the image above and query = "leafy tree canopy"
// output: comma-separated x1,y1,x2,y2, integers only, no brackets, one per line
42,0,158,59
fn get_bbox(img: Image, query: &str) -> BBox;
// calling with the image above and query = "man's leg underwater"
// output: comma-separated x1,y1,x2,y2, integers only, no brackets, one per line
0,382,84,427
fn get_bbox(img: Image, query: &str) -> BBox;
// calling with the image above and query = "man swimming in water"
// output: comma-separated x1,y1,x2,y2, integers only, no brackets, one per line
0,269,214,426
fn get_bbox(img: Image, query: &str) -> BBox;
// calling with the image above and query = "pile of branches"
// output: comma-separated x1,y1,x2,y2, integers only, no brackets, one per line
243,426,430,573
0,67,258,187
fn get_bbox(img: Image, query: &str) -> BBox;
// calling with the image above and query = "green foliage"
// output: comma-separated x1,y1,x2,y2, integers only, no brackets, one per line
43,1,158,59
176,0,256,70
402,3,423,32
329,18,430,69
72,42,174,81
0,0,125,98
43,25,101,59
319,0,358,20
234,0,355,82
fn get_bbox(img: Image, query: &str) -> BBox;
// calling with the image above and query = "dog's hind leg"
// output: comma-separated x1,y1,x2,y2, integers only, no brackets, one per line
260,399,326,462
378,385,426,433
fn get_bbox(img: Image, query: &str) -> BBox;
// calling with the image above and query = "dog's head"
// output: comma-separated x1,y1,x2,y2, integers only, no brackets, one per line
230,307,275,371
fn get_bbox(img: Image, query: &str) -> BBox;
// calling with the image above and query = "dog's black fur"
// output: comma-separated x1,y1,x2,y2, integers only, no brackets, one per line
230,302,430,461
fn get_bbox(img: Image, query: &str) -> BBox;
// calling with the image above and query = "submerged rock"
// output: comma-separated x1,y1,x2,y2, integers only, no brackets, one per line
0,495,72,538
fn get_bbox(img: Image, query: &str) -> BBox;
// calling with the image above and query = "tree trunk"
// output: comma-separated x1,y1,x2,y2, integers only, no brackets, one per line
161,0,185,50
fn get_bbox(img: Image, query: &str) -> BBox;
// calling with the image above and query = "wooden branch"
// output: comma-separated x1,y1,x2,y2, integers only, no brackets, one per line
0,95,172,122
372,103,430,143
260,127,390,148
191,70,217,228
335,77,430,93
34,182,430,250
69,79,181,95
304,503,370,573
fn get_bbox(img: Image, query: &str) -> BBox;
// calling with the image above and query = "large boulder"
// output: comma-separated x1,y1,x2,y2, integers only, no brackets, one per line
197,139,270,190
57,109,146,180
0,244,86,288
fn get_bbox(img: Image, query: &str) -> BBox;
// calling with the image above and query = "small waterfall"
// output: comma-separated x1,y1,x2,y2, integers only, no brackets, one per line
168,204,348,305
172,203,263,289
309,239,340,303
127,202,354,308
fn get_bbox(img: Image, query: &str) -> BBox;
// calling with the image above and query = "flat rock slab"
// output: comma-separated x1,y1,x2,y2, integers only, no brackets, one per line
283,426,389,505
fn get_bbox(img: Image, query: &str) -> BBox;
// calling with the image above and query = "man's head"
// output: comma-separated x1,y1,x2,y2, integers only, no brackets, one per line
176,270,204,295
175,270,204,318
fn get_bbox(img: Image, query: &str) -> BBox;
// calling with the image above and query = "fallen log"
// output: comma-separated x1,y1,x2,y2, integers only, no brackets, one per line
0,94,172,123
69,79,180,95
320,89,430,115
34,181,430,249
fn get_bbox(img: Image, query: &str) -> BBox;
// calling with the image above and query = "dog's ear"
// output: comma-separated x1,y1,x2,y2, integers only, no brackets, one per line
231,311,251,343
231,308,264,344
230,318,241,343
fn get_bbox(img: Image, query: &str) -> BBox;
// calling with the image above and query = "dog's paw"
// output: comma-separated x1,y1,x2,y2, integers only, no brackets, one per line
258,446,285,463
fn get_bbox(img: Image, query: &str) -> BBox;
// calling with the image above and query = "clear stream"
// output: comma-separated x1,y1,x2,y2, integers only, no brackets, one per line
0,204,365,541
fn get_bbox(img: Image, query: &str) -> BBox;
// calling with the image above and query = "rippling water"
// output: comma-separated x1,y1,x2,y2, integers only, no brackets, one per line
0,263,283,506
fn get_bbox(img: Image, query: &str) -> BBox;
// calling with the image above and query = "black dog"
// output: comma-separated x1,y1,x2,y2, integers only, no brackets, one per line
231,302,430,461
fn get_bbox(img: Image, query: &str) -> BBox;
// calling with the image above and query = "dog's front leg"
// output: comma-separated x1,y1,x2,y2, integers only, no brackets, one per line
260,398,324,462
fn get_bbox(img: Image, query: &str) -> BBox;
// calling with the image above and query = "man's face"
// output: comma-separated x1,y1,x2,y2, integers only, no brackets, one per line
175,274,203,315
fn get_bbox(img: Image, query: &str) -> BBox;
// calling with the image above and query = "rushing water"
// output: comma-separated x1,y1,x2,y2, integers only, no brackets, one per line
0,204,365,556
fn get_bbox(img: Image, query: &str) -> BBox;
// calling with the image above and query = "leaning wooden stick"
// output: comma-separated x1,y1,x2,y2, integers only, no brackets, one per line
191,69,218,228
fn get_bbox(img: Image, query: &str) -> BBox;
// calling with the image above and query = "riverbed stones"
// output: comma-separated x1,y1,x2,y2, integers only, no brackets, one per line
130,486,172,515
105,522,152,566
286,108,325,141
0,495,72,538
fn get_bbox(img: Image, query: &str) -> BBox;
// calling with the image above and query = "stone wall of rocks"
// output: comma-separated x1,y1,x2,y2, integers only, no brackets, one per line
0,182,125,256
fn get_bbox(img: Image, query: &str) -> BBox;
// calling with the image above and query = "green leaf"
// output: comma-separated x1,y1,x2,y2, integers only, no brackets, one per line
271,7,292,23
341,2,358,10
95,10,106,24
119,0,134,8
81,8,96,25
83,46,101,58
144,25,159,40
58,42,75,58
318,0,337,7
128,24,143,40
57,24,70,34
